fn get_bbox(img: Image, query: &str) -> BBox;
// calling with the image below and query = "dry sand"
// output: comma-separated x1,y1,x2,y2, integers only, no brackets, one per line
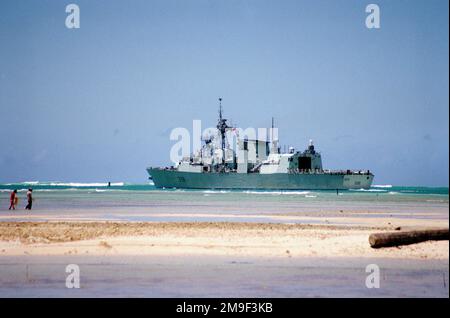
0,221,448,259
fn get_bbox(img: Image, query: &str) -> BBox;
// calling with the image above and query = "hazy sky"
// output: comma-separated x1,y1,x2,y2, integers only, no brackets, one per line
0,0,448,186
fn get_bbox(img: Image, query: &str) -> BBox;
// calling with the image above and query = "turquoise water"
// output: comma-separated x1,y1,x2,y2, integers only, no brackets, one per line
0,182,448,223
0,181,448,195
0,182,448,208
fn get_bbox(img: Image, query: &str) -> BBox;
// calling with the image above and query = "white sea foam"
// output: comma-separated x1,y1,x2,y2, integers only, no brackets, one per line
202,190,230,194
49,182,125,187
3,181,126,187
194,190,314,195
92,189,129,193
200,190,309,195
242,191,272,195
352,188,386,192
23,181,40,185
283,191,311,195
372,184,393,188
243,191,311,195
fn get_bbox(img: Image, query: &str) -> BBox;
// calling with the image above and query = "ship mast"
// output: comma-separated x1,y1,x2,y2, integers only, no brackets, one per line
271,117,274,142
271,116,276,154
217,97,229,166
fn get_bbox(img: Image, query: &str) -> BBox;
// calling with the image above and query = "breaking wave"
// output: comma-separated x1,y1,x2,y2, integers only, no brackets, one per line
202,190,230,194
351,188,386,192
243,190,311,195
49,182,125,187
201,190,312,195
23,181,40,185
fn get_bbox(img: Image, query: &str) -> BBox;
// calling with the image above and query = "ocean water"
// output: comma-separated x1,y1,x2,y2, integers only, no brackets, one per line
0,183,448,298
0,181,448,223
0,181,448,193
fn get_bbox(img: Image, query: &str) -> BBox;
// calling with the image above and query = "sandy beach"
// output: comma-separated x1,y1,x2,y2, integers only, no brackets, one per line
0,221,448,259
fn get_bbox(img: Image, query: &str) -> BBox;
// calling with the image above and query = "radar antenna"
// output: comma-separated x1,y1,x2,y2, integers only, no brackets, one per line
219,97,223,121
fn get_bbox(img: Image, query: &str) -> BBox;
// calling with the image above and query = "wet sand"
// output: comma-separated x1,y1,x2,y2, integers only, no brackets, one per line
0,193,448,298
0,255,448,297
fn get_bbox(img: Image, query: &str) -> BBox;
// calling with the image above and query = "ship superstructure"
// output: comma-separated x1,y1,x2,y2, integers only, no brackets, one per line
147,99,374,190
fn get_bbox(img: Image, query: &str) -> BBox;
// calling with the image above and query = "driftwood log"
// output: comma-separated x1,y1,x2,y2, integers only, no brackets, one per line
369,228,449,248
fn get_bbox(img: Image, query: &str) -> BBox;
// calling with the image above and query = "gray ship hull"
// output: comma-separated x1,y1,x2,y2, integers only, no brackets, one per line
147,168,374,190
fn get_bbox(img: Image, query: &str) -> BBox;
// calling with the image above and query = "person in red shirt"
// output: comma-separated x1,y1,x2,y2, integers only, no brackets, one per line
9,190,17,210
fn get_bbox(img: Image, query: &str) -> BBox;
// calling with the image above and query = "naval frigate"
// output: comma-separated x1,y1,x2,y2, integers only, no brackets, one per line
147,99,374,190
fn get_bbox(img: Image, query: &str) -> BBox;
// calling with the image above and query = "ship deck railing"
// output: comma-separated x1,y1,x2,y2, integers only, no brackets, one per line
288,169,372,175
150,166,373,176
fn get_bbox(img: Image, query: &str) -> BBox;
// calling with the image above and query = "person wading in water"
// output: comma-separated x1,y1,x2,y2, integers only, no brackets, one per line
9,190,17,210
25,188,33,210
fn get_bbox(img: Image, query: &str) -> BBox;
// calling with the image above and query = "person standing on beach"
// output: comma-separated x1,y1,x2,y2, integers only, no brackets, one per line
9,190,17,210
25,188,33,210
